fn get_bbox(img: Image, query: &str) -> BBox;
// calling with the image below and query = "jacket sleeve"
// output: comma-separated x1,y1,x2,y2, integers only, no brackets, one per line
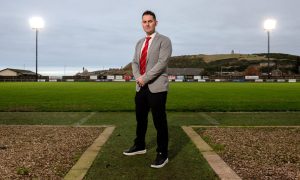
142,37,172,84
132,41,141,80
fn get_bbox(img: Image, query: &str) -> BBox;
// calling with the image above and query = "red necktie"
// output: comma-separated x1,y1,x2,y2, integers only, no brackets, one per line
139,37,151,75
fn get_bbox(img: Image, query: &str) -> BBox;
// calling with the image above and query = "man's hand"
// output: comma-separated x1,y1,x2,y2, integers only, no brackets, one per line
136,75,145,87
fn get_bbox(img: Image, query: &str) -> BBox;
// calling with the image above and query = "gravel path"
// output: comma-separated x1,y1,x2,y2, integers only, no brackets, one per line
197,127,300,180
0,126,103,179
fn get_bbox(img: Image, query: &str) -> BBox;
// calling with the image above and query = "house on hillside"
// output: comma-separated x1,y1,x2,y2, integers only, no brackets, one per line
259,62,275,67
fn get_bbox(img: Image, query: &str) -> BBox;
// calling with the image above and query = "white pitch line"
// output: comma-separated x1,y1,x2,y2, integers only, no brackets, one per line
199,113,220,125
73,112,96,126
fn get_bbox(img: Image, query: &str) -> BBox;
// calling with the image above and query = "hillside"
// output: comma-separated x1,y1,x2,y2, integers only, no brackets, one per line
123,53,300,75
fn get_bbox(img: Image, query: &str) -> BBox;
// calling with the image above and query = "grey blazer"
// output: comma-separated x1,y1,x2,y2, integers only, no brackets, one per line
132,32,172,93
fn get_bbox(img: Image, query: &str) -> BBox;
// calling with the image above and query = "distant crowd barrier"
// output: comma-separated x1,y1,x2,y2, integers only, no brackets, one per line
0,75,299,82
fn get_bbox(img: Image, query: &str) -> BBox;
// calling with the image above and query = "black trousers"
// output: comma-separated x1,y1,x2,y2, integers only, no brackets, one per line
134,85,168,157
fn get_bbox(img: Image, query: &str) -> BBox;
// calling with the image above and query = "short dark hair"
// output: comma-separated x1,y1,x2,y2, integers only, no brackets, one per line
142,10,156,20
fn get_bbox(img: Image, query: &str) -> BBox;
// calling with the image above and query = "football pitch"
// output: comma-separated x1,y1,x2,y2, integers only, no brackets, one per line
0,82,299,179
1,82,300,112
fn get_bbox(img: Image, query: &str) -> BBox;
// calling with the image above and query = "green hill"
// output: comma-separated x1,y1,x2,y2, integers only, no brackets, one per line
123,53,300,75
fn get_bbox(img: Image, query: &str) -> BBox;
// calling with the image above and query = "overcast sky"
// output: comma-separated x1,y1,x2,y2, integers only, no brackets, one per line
0,0,299,75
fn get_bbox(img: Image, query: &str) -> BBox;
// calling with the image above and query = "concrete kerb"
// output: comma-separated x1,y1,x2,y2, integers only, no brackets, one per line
182,125,300,180
64,125,115,180
182,126,241,180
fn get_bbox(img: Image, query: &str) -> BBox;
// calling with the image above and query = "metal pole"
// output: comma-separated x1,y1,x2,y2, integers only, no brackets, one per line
267,31,270,79
36,29,38,82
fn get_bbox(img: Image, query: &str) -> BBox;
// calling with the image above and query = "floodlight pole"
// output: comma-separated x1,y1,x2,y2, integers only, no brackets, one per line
35,29,39,82
30,17,44,82
264,19,276,79
267,31,270,79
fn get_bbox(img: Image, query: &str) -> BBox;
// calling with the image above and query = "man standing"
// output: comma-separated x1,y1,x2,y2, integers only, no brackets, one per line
123,10,172,169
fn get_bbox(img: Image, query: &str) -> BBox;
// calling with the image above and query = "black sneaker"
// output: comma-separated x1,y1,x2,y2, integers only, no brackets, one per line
123,145,146,156
150,153,168,168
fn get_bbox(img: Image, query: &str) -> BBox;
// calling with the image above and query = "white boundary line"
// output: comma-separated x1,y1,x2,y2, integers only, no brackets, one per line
73,112,96,126
198,113,220,125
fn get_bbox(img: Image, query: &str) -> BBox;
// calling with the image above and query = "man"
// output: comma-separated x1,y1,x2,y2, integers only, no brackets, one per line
123,10,172,169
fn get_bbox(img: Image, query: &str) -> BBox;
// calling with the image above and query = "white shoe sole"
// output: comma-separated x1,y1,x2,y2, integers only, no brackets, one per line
123,149,147,156
150,158,169,168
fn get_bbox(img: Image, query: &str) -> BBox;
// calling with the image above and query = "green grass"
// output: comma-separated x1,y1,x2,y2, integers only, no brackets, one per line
0,82,135,112
0,82,300,112
0,112,91,125
16,166,30,175
0,112,299,179
85,113,217,180
207,112,300,126
201,135,225,152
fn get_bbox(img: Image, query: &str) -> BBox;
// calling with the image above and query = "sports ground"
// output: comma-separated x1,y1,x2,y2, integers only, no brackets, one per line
0,82,299,179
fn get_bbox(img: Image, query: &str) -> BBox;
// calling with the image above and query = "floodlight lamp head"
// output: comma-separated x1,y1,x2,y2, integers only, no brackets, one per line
29,17,45,29
264,19,276,31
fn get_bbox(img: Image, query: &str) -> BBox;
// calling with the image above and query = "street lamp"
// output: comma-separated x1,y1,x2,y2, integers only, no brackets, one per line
29,17,44,81
264,19,276,79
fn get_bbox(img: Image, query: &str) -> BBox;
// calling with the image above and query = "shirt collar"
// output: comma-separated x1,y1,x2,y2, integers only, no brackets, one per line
146,32,156,40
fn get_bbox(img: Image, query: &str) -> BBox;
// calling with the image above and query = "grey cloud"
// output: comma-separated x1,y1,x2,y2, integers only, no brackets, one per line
0,0,299,74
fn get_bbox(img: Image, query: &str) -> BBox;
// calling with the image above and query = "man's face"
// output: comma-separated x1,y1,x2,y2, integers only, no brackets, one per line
142,15,157,35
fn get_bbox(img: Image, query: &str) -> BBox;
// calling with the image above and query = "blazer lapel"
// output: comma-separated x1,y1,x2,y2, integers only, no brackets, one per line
137,39,144,65
146,33,159,63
